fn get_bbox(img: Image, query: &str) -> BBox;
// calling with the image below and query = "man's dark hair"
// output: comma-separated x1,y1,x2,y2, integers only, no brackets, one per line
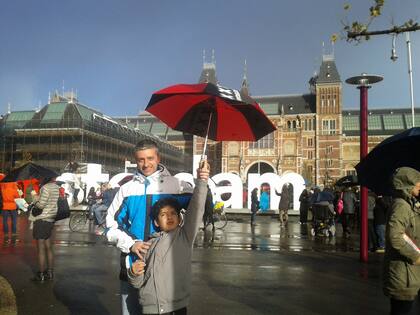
134,139,159,154
151,197,182,222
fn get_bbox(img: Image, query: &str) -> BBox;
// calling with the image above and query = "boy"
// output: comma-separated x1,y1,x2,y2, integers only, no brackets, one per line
128,161,210,315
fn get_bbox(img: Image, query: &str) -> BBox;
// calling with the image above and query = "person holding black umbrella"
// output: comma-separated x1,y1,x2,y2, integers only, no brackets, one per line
29,176,60,282
383,167,420,315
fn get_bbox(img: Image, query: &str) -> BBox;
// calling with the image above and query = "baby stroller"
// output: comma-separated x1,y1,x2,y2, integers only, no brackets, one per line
310,190,336,237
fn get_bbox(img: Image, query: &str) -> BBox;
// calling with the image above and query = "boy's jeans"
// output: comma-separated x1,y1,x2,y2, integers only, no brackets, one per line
2,210,18,234
375,224,386,248
120,280,141,315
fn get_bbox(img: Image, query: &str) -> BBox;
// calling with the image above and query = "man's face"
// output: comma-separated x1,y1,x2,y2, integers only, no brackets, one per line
154,206,180,232
134,148,160,177
411,182,420,197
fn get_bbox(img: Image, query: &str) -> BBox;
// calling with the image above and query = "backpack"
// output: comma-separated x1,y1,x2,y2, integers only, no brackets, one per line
336,192,344,215
55,196,70,221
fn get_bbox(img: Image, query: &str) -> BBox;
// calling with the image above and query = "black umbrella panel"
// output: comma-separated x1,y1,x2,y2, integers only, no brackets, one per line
1,162,59,182
355,128,420,195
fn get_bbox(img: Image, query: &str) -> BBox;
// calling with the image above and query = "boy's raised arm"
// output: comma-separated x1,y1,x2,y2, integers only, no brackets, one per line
183,161,209,244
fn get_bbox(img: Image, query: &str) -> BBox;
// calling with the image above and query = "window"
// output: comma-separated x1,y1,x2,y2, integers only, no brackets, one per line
343,116,359,131
368,115,383,130
307,138,313,147
249,132,274,149
346,169,356,176
307,151,313,159
259,103,279,115
326,145,333,155
322,119,336,135
327,159,333,167
383,115,404,130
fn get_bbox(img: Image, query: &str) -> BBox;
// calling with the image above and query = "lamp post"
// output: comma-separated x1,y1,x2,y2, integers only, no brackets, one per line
345,73,383,263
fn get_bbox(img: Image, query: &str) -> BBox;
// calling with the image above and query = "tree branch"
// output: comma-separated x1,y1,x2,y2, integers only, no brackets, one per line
347,24,420,39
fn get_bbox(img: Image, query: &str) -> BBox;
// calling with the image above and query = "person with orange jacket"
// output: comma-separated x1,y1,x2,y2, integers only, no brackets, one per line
1,182,20,236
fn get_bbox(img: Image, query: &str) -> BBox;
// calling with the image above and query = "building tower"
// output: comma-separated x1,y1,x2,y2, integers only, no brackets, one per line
313,54,342,185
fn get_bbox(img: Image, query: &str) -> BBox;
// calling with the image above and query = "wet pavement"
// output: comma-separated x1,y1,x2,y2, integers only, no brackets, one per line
0,213,392,314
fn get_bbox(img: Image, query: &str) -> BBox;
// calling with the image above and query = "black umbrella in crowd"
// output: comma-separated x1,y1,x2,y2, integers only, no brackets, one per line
335,175,359,187
1,162,59,182
355,127,420,195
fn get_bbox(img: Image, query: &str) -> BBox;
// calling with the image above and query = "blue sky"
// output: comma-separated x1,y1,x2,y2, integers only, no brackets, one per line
0,0,419,116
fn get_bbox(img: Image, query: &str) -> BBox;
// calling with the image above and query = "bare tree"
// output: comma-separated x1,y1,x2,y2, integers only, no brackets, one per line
332,0,419,43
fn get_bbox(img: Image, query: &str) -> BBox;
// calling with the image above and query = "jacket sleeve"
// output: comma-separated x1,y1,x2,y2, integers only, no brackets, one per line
182,179,208,244
106,187,136,253
127,266,144,289
35,186,50,210
387,201,420,264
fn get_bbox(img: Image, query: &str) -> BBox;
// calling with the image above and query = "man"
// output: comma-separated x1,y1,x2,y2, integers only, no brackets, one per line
106,139,193,315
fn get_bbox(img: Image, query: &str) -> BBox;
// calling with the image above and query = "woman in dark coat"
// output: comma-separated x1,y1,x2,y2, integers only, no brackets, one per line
250,188,259,226
341,187,357,237
299,187,311,224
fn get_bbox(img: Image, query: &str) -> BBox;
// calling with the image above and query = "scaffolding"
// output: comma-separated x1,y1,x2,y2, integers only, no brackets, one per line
0,96,191,175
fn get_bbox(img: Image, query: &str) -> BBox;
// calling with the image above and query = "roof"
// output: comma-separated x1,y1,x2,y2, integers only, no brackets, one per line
315,55,341,84
342,108,419,136
254,94,316,115
4,111,36,128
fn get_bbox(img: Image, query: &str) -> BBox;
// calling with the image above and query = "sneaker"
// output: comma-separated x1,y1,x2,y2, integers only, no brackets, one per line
44,269,54,280
31,271,45,282
375,248,385,253
95,226,105,236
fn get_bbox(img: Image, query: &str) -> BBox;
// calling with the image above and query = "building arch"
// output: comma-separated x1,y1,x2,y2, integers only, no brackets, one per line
245,161,276,178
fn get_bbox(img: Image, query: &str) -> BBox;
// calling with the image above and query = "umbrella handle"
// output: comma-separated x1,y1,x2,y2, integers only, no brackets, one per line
201,111,213,160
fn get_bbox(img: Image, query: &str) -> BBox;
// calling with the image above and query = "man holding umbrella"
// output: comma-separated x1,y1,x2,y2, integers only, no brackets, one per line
106,139,193,315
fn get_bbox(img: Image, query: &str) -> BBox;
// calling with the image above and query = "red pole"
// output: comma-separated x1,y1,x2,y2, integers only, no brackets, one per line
359,85,369,262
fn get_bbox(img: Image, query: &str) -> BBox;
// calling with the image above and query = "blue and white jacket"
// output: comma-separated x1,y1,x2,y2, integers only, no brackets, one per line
106,165,193,256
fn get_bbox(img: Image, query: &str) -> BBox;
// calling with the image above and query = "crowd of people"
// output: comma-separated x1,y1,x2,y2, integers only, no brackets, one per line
1,139,419,314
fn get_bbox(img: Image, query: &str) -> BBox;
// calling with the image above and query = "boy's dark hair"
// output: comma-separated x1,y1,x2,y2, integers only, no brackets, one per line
151,197,182,222
134,139,159,154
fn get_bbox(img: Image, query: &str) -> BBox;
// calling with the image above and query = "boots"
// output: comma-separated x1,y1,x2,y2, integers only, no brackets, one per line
31,271,45,282
44,269,54,281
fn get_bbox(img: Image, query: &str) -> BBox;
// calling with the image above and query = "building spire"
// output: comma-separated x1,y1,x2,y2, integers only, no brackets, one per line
7,102,11,114
198,49,218,84
240,59,250,96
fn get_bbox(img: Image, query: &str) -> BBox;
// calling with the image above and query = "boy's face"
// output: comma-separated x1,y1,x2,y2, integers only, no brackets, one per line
154,205,180,232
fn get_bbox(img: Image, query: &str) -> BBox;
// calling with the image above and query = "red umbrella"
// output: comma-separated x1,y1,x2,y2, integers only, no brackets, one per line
146,82,276,157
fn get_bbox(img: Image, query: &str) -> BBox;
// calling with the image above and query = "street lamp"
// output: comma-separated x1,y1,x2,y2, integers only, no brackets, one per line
390,32,416,127
346,73,383,263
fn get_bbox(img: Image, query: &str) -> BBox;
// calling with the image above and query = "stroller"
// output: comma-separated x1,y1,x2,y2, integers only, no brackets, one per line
310,190,336,237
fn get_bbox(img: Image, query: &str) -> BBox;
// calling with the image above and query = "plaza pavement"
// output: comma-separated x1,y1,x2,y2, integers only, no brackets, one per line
0,213,398,315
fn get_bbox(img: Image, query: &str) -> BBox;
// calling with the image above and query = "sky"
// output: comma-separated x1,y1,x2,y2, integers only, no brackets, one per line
0,0,419,116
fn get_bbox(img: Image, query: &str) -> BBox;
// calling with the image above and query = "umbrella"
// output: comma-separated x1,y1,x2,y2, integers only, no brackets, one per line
355,127,420,195
146,82,276,157
335,175,359,187
1,162,59,183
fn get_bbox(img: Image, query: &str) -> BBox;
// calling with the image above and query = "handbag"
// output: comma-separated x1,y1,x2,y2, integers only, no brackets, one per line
28,203,43,217
55,197,70,221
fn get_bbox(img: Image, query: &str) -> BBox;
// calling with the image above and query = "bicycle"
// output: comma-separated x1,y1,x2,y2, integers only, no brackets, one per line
212,201,228,230
69,202,95,232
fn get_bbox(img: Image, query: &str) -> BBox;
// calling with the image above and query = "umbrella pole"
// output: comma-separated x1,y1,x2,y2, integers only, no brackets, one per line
201,112,213,161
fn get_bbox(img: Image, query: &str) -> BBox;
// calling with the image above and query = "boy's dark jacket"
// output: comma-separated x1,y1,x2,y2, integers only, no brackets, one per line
128,179,207,314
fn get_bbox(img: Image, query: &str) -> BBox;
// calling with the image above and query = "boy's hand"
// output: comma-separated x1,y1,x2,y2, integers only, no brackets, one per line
197,160,210,181
130,240,151,260
131,260,146,275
